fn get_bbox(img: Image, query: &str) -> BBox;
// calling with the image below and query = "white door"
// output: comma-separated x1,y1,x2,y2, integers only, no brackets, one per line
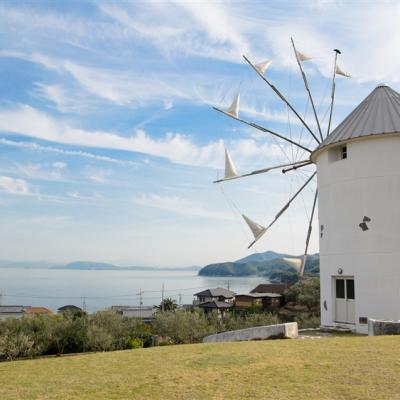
335,277,355,324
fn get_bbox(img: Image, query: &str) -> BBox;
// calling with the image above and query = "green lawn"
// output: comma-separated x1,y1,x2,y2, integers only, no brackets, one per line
1,336,400,400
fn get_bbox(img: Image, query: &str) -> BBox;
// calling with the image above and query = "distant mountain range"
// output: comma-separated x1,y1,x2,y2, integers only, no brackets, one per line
198,251,319,283
0,260,200,271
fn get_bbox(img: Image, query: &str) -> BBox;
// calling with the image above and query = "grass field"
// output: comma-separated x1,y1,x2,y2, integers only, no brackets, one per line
1,336,400,400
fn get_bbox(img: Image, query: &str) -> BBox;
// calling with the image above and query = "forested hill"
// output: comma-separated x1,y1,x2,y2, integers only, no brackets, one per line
198,251,319,283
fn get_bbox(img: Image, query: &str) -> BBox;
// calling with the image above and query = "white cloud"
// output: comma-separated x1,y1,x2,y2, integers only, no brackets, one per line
0,138,139,167
13,163,64,181
53,162,66,170
84,166,112,184
0,176,31,196
0,105,286,169
133,194,234,221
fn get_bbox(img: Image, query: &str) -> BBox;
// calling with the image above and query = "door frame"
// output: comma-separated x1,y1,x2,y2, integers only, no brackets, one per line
332,276,355,324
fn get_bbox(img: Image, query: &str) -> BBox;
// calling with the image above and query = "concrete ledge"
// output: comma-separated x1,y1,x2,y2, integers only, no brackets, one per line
203,322,298,343
368,318,400,336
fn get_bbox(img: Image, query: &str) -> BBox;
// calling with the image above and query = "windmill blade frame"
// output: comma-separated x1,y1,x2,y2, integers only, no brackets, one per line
243,54,321,145
247,171,316,248
291,37,323,142
299,189,318,277
213,106,312,153
214,159,311,184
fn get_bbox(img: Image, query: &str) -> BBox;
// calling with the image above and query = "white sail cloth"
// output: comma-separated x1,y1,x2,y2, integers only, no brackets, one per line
254,60,272,75
227,94,240,118
224,149,238,179
336,65,351,78
282,257,303,273
242,214,266,240
295,49,312,62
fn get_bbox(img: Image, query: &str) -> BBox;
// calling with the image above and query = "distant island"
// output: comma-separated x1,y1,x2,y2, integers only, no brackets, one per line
198,251,319,283
50,262,200,271
0,260,200,272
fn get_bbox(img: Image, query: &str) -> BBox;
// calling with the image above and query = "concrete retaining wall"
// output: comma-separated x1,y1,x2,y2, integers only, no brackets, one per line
203,322,298,343
368,318,400,336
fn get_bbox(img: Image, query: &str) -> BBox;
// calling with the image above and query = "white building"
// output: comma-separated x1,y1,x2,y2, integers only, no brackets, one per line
311,84,400,333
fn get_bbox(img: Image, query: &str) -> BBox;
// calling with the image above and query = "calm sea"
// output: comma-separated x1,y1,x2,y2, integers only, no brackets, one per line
0,269,266,313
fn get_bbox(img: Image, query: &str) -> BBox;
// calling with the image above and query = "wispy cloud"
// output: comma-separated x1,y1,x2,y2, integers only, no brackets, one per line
0,176,32,196
13,162,65,182
0,138,139,167
133,194,234,221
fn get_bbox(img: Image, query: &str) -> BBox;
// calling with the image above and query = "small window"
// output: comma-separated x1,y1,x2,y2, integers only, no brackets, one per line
328,144,348,163
336,279,345,299
346,280,355,299
341,145,347,159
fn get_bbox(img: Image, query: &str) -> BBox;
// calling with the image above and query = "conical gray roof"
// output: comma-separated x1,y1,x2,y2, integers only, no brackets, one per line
319,84,400,149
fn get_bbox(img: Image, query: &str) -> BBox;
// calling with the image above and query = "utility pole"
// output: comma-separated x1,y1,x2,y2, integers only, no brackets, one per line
82,296,87,312
161,283,165,312
0,291,2,306
179,293,182,307
136,289,144,318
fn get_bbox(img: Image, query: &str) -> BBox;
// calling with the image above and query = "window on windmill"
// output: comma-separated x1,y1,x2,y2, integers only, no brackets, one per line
340,145,347,159
328,144,348,163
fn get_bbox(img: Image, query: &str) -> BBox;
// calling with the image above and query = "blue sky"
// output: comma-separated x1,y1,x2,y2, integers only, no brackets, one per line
0,0,398,267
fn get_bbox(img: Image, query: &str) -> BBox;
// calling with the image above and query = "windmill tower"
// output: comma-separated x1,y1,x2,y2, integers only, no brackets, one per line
312,84,400,333
213,39,400,333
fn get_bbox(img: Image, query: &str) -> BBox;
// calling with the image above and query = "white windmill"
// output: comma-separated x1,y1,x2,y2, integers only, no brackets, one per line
213,39,350,276
213,39,400,333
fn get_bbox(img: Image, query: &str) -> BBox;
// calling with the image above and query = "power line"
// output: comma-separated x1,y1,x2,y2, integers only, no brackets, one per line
1,285,210,301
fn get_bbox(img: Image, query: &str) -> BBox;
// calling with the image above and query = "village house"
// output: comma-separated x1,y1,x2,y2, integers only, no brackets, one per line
25,307,53,316
0,305,26,320
57,305,83,314
193,288,236,316
234,293,282,312
193,288,235,305
111,306,156,322
250,283,289,295
197,300,233,316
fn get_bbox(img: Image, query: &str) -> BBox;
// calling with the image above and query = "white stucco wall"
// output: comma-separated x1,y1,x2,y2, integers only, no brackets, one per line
314,134,400,333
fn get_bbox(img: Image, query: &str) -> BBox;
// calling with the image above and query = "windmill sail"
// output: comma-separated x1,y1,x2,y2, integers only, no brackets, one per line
224,148,238,180
242,214,266,240
227,94,240,118
335,65,351,78
282,257,302,273
295,49,312,62
254,60,272,75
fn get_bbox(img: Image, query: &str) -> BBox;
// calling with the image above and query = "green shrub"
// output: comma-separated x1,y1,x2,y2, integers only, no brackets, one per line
284,277,320,310
153,310,216,344
129,337,144,349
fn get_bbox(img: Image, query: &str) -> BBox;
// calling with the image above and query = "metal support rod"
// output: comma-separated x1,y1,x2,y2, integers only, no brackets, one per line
248,171,316,248
243,55,320,145
214,159,310,183
299,189,318,277
326,49,341,137
282,161,312,174
291,37,323,142
213,107,312,153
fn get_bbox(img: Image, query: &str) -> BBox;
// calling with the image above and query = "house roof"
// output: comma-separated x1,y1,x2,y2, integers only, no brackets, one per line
198,301,233,309
250,284,288,295
0,305,26,313
194,287,236,298
25,307,53,315
236,293,282,299
317,84,400,150
58,305,82,312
